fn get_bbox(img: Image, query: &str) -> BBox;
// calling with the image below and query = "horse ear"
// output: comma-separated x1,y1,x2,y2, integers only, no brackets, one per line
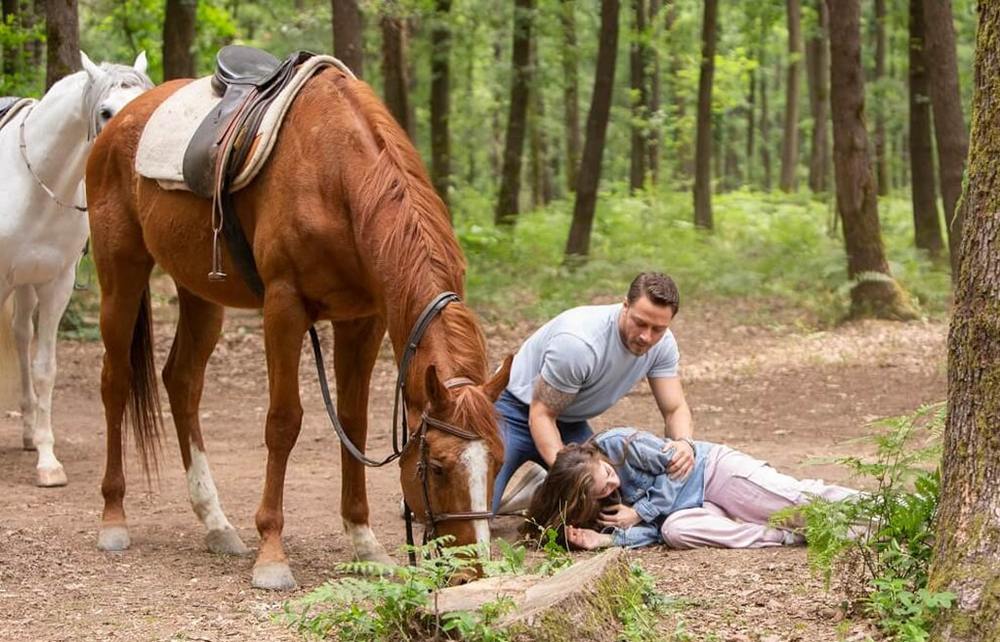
482,355,513,402
133,51,148,75
80,51,104,80
424,365,451,410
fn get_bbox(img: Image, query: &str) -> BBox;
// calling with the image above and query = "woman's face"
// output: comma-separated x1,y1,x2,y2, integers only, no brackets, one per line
590,460,620,499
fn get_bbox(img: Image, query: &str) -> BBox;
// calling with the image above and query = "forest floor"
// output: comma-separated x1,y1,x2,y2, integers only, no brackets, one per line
0,289,946,641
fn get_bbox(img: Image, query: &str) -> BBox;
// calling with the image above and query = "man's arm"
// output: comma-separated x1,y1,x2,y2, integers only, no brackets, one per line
648,376,695,478
529,378,577,466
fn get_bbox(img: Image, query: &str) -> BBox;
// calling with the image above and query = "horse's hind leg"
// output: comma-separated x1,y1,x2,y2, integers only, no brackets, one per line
11,285,38,451
332,316,393,564
25,265,76,487
162,287,247,555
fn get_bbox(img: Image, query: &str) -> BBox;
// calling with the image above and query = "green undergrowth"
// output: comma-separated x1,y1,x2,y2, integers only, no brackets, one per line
281,533,674,641
774,404,954,641
454,187,952,326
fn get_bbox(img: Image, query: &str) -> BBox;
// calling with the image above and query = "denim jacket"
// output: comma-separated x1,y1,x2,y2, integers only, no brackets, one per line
593,427,713,548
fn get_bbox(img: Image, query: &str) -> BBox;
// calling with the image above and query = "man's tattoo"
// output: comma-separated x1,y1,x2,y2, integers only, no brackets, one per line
533,378,577,414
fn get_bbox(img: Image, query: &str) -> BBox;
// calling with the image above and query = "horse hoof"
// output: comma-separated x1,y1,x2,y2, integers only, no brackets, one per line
22,437,36,451
354,547,396,567
252,562,297,590
206,527,249,556
36,465,67,487
97,525,131,551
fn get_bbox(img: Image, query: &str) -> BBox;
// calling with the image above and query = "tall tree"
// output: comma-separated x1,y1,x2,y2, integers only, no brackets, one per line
928,5,1000,637
528,37,553,207
922,0,968,274
874,0,890,195
564,0,619,259
908,0,943,254
2,0,17,78
760,48,773,190
163,0,198,80
494,0,534,226
746,68,755,187
780,0,802,192
380,6,411,136
559,0,580,192
44,0,80,90
429,0,451,209
693,0,718,229
827,0,915,319
332,0,363,77
629,0,648,193
647,0,662,185
806,0,830,192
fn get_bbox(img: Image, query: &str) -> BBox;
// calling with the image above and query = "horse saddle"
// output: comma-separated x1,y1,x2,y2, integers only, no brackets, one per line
0,97,33,131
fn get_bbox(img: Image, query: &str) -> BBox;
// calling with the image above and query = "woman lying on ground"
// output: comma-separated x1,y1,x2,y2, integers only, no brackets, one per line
523,427,857,550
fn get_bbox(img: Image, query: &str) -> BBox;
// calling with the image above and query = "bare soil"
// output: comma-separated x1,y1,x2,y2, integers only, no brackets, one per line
0,295,946,641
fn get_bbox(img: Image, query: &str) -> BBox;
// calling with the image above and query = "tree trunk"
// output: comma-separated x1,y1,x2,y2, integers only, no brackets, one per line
44,0,80,90
693,0,717,229
430,0,451,210
647,0,661,186
26,0,43,70
2,0,17,78
780,0,802,192
922,0,968,275
747,67,756,187
760,47,772,191
806,0,830,193
928,6,1000,638
908,0,943,255
332,0,363,77
380,9,411,136
560,0,580,193
874,0,890,195
494,0,534,226
564,0,619,259
528,36,552,208
629,0,648,193
665,0,689,181
827,0,915,320
162,0,198,80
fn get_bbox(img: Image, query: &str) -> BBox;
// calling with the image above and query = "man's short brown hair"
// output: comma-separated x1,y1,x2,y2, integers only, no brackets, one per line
626,272,680,315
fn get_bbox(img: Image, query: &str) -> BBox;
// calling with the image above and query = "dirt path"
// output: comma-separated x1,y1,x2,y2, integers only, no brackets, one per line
0,300,946,641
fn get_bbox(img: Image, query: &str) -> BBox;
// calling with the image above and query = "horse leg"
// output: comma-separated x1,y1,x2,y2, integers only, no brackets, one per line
162,287,247,556
27,265,76,487
11,285,38,451
252,288,309,590
332,316,393,564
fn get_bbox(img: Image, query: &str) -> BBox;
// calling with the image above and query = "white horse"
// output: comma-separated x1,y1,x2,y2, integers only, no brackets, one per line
0,51,152,486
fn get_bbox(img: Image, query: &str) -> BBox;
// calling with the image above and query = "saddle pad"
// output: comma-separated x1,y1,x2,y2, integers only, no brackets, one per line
0,97,34,131
135,55,354,193
135,77,220,190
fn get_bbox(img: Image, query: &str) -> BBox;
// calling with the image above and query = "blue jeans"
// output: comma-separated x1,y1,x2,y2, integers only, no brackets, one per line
491,389,593,512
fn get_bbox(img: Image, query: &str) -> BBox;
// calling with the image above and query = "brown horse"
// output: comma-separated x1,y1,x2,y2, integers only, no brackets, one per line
85,65,511,589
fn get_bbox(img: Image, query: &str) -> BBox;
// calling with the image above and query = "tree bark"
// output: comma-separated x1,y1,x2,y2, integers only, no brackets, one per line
827,0,915,320
747,67,756,187
629,0,648,193
332,0,363,77
908,0,943,255
429,0,451,210
528,36,552,208
44,0,80,90
922,0,968,275
647,0,661,186
780,0,802,192
874,0,890,195
380,8,411,136
693,0,717,229
928,6,1000,638
162,0,198,80
564,0,619,259
559,0,580,193
760,47,773,191
806,0,830,193
494,0,534,226
2,0,17,78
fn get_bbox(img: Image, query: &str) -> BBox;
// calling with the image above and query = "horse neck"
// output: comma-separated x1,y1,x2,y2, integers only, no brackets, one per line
22,72,92,193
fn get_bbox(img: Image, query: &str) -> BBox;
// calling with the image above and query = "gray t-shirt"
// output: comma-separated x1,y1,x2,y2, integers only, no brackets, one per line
506,303,680,422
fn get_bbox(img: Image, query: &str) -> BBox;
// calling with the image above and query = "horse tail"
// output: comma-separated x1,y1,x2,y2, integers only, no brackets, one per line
125,287,163,481
0,297,18,409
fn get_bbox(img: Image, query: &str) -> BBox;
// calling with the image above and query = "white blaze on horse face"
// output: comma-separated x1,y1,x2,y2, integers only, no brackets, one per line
186,447,233,533
460,440,491,550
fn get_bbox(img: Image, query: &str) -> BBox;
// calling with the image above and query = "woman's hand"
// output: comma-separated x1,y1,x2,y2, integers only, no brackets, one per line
564,525,613,550
598,504,642,529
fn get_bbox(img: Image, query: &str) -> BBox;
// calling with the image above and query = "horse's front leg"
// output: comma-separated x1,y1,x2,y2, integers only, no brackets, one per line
252,286,310,590
332,316,393,565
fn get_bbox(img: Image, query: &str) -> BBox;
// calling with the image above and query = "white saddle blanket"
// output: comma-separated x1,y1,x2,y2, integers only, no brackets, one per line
135,55,354,193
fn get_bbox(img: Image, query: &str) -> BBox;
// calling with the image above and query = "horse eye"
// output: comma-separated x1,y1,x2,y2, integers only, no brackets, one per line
99,108,113,120
429,460,445,475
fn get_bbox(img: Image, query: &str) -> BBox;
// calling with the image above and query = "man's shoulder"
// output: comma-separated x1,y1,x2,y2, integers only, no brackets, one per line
546,303,620,342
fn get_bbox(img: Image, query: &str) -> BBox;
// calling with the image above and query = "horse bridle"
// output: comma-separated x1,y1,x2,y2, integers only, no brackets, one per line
308,291,494,564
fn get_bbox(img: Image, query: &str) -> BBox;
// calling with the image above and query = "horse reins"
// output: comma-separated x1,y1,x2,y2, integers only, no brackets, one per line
17,103,88,213
308,291,495,564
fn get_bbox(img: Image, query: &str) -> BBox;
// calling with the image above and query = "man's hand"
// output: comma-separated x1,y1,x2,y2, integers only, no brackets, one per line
664,439,695,480
598,504,642,529
565,525,613,550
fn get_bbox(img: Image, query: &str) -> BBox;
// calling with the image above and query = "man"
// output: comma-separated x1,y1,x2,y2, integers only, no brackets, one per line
492,272,695,513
